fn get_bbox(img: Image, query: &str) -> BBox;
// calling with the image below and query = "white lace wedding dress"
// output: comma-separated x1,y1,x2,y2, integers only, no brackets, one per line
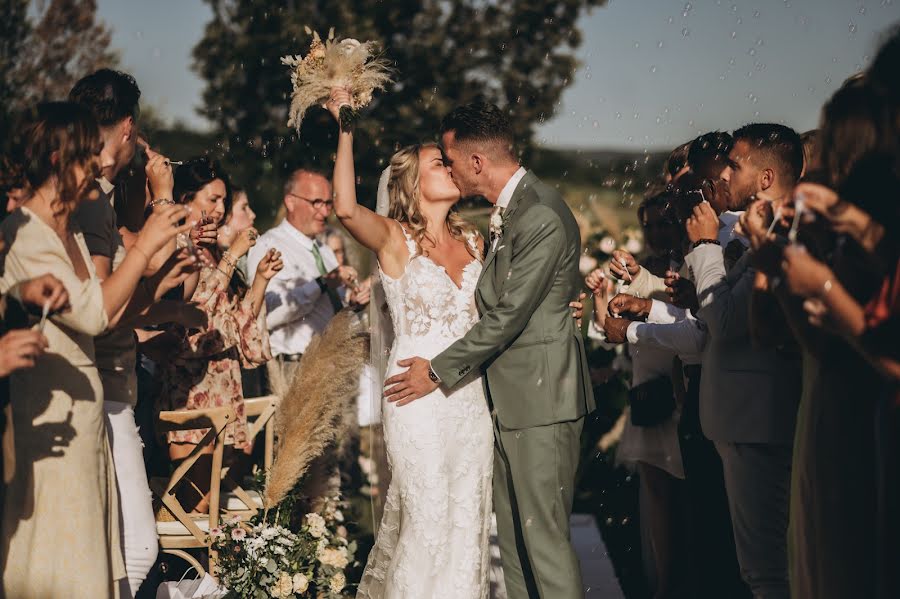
357,230,494,599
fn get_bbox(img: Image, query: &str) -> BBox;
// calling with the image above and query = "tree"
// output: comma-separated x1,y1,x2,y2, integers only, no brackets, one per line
0,0,31,144
0,0,118,146
193,0,606,219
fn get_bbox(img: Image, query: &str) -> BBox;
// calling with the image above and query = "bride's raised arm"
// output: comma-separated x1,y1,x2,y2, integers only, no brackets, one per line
327,87,398,257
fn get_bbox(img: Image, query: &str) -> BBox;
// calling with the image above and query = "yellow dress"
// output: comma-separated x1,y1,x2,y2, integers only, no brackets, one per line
0,207,125,598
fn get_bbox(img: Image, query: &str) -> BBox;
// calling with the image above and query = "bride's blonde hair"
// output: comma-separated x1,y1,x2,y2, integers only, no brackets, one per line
387,142,479,258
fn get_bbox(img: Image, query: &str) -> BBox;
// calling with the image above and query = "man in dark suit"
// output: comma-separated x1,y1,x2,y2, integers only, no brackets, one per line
684,123,804,599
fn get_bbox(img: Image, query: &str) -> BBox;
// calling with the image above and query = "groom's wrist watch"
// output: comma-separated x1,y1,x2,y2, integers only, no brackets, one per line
427,363,441,384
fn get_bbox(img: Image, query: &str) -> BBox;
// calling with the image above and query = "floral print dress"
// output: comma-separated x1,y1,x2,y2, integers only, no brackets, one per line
157,266,271,449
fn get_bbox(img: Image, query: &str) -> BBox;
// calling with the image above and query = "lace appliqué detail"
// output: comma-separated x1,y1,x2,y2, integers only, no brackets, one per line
357,230,493,599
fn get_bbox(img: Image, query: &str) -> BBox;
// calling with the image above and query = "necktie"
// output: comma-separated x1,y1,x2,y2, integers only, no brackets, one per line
311,243,344,314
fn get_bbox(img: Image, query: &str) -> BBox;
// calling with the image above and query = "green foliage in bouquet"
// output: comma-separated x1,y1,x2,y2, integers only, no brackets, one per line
212,494,358,598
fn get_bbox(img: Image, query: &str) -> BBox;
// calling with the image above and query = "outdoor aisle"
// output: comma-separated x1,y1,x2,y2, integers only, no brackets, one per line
488,514,625,598
571,513,625,598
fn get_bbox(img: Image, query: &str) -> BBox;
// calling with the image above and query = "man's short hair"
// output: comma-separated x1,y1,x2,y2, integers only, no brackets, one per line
665,141,692,179
732,123,804,186
69,69,141,127
688,131,734,179
283,168,331,197
439,102,516,160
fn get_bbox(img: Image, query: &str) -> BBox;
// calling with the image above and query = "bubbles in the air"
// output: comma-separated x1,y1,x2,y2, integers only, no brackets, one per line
649,65,658,74
849,22,858,34
682,27,691,37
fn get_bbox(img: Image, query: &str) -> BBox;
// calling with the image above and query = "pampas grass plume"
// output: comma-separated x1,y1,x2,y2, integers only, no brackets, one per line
264,311,368,508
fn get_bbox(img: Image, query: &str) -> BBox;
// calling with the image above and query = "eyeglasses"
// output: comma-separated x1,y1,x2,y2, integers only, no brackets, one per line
288,193,334,211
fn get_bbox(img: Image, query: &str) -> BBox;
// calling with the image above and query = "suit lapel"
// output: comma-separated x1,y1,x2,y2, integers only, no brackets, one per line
477,171,537,289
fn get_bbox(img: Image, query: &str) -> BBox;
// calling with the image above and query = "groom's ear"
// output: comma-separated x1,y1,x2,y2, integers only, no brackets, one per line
471,153,484,175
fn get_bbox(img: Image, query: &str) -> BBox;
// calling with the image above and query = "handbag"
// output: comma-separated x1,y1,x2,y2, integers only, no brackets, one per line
629,375,676,427
155,567,228,599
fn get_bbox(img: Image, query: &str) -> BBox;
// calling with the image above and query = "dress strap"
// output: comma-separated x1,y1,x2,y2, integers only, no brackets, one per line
399,225,417,255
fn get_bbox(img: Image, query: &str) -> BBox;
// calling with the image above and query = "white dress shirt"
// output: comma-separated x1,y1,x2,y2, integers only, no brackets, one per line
495,166,528,209
247,220,339,356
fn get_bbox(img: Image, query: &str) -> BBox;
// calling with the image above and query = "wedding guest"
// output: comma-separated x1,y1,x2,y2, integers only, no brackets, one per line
587,193,687,599
604,180,748,599
247,169,357,395
664,141,691,183
685,123,804,599
799,130,821,178
743,73,896,599
68,68,169,597
325,226,372,309
0,101,189,599
155,157,282,512
217,185,257,283
687,131,734,181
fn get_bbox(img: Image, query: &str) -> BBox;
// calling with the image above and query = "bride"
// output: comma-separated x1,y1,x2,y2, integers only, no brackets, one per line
325,89,494,597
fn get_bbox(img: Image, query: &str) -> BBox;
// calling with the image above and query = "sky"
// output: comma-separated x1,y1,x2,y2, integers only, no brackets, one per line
96,0,900,151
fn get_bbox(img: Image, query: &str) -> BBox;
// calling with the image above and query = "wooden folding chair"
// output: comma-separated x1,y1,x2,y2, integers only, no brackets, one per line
151,405,235,577
221,394,281,519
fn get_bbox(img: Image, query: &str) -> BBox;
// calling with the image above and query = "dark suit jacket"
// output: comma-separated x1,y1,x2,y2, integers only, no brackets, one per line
686,245,801,444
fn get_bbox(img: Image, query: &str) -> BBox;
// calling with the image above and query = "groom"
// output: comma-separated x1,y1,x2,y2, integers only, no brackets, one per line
384,102,595,598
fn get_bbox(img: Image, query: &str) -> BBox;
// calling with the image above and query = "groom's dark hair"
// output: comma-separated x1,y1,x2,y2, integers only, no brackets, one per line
440,102,516,162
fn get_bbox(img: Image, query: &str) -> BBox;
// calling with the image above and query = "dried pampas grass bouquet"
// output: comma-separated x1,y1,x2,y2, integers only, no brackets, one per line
281,27,394,132
264,310,368,509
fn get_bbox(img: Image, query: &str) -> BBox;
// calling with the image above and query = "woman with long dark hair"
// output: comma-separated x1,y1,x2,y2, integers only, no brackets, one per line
154,156,282,512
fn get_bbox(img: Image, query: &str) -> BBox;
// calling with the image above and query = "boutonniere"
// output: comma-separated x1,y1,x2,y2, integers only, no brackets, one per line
489,210,504,239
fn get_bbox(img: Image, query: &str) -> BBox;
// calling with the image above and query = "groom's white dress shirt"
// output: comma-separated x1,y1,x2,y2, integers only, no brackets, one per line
247,220,340,357
495,166,528,209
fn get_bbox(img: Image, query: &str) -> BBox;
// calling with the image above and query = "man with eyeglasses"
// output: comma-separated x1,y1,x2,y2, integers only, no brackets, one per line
248,169,358,392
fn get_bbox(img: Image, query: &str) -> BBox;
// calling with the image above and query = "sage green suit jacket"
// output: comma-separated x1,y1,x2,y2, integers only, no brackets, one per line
431,171,595,430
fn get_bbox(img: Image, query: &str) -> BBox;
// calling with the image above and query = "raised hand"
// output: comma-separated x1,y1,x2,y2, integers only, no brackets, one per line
781,244,834,298
0,329,48,377
569,291,587,328
16,274,69,315
256,248,284,281
229,227,259,259
191,219,218,248
137,203,194,256
348,277,372,307
152,248,201,300
607,293,652,320
141,141,175,200
664,271,698,312
609,250,640,281
685,201,719,244
585,269,613,328
322,265,359,290
603,314,631,344
325,86,354,123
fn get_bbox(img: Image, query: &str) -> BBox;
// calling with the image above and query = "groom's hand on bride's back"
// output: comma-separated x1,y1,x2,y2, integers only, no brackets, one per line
384,356,439,406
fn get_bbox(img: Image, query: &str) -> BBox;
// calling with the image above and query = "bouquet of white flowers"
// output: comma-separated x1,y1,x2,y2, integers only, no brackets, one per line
281,28,393,132
211,496,357,598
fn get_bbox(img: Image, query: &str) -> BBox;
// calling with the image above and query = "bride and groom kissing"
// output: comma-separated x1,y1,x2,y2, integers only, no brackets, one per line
324,90,596,598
